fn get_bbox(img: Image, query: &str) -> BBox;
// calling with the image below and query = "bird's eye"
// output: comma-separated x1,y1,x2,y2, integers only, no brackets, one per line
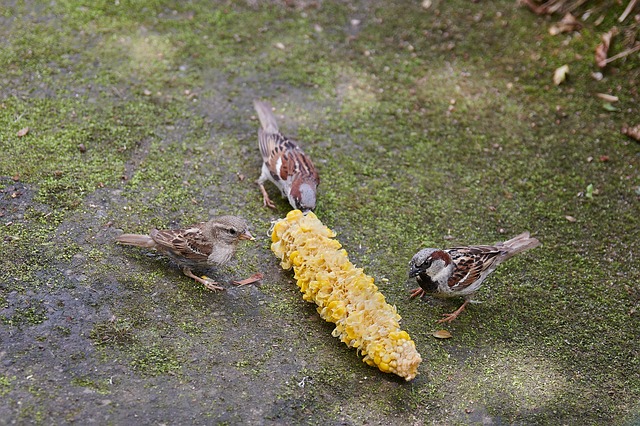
228,228,237,235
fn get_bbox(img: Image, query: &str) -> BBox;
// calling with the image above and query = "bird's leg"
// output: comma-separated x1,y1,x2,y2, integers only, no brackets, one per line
409,287,425,299
437,299,470,323
257,181,276,209
182,267,224,291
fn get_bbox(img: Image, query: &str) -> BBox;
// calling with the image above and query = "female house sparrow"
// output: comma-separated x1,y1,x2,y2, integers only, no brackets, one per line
116,216,254,291
253,100,320,212
408,232,540,323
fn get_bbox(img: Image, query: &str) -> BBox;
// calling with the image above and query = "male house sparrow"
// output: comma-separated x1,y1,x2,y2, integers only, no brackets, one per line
408,232,540,323
116,216,254,291
253,100,320,212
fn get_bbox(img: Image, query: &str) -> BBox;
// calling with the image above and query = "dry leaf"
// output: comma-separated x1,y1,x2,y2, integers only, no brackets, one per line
622,124,640,141
433,329,452,339
595,28,618,68
596,93,619,102
232,272,264,286
549,13,582,35
17,127,29,137
553,65,569,85
565,215,577,222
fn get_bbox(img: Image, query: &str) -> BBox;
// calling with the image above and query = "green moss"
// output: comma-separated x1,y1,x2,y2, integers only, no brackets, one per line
2,305,47,327
0,375,14,396
175,321,198,336
70,377,111,395
129,344,182,376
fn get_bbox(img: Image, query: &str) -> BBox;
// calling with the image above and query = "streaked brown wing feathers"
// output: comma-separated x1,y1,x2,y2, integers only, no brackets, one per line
283,146,317,181
152,226,212,262
447,246,502,289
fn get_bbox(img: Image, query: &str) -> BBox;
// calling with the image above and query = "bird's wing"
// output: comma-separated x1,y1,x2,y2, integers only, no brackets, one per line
446,246,503,290
263,134,318,183
151,225,212,262
281,143,318,182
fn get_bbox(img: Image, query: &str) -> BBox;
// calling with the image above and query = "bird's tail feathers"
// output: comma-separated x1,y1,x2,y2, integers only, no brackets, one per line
253,100,279,133
501,232,541,259
116,233,156,248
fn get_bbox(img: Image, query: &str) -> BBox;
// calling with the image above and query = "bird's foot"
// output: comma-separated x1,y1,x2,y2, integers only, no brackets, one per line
436,300,470,323
201,276,225,292
437,312,461,324
409,287,425,299
258,183,277,209
182,267,225,291
264,198,276,209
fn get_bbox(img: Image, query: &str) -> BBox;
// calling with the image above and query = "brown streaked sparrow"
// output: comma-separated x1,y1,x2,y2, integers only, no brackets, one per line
408,232,540,323
116,216,254,291
253,100,320,212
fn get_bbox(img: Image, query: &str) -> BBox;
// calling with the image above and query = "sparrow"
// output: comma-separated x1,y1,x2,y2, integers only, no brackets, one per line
253,100,320,212
116,216,255,291
408,232,540,323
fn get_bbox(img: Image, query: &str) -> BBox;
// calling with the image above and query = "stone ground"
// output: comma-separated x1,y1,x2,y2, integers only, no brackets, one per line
1,0,639,424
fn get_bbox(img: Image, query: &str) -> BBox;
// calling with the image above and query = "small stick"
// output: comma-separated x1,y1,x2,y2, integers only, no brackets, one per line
605,43,640,64
619,0,638,22
233,273,264,286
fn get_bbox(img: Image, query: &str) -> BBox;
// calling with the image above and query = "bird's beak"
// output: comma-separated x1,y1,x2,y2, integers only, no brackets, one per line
240,231,255,241
408,266,421,278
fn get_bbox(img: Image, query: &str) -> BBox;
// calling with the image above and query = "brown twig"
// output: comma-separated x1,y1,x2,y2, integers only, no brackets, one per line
521,0,588,15
605,43,640,64
619,0,639,23
232,272,264,286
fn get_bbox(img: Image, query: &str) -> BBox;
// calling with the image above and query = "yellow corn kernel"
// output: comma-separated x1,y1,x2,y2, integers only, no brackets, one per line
271,210,422,381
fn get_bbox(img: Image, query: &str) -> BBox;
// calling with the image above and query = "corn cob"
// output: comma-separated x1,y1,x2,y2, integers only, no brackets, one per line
271,210,422,381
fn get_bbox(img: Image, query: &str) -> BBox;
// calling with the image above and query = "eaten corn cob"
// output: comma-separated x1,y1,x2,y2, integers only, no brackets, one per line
271,210,422,381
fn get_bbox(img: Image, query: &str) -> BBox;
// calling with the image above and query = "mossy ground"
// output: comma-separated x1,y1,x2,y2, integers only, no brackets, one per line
1,0,639,424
